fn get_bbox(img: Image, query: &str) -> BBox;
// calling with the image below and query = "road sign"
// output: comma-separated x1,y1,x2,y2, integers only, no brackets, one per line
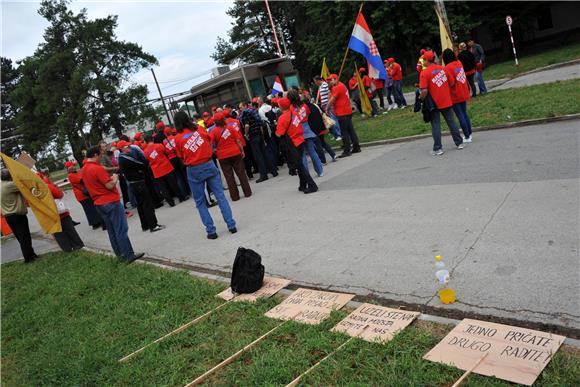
506,15,513,26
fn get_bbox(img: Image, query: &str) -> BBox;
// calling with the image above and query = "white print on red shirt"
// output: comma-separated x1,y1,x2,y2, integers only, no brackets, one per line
431,70,448,87
149,150,158,159
184,132,204,153
165,138,175,151
292,105,307,126
220,128,231,139
455,67,467,84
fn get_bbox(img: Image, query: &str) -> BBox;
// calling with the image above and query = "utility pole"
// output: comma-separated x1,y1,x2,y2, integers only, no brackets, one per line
151,68,173,126
264,0,282,56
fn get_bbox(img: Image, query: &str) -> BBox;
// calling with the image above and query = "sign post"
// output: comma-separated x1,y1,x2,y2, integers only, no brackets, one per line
505,15,519,66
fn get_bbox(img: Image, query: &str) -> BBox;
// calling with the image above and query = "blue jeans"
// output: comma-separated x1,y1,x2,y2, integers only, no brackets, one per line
96,201,135,261
326,107,342,139
302,137,324,176
430,108,463,151
452,102,472,138
393,80,407,107
475,71,487,93
186,161,236,235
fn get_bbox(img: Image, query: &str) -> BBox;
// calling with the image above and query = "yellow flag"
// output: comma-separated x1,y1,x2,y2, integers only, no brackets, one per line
0,152,61,234
437,11,453,53
354,65,372,116
321,58,330,79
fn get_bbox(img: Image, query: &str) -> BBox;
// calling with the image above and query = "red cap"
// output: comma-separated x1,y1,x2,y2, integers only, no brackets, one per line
359,67,366,73
164,127,173,136
202,112,210,117
155,121,164,129
383,59,389,64
223,108,231,117
423,51,435,61
64,161,77,169
327,73,338,80
420,49,426,55
116,140,131,149
388,57,395,63
278,97,291,110
213,112,225,121
133,132,142,140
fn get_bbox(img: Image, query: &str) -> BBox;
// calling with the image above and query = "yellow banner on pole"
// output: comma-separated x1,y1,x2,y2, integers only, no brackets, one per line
0,152,61,234
321,58,331,80
354,65,372,116
436,7,453,53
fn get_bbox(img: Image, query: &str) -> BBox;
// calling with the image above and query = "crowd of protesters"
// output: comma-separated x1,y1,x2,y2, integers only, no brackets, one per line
2,39,488,263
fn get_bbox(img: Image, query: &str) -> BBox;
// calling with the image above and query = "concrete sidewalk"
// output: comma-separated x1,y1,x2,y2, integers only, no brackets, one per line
25,119,580,333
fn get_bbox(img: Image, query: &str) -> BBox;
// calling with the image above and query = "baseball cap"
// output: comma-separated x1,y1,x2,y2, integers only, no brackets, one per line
64,161,77,169
213,112,225,121
116,140,131,149
277,97,291,110
388,57,395,63
202,112,210,117
164,127,173,136
359,67,366,73
327,73,338,80
133,132,142,140
155,121,164,129
420,49,426,55
423,51,435,61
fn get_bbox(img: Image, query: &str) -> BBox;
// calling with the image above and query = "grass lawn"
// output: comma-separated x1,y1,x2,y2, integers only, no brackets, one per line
353,79,580,144
2,250,580,386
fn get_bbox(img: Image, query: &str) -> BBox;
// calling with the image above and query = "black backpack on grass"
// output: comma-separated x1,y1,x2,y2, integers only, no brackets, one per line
231,247,265,293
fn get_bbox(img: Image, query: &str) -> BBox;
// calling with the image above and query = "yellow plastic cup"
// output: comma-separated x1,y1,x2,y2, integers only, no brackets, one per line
438,288,456,304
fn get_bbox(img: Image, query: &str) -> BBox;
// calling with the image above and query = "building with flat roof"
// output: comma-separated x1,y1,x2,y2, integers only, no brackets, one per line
176,57,299,114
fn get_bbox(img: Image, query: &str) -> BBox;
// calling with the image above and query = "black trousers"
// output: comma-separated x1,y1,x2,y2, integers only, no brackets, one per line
337,115,360,154
157,171,187,204
170,157,190,194
79,198,103,227
286,140,316,190
376,88,385,108
129,181,159,231
249,135,277,179
5,214,37,262
53,215,84,252
467,73,477,97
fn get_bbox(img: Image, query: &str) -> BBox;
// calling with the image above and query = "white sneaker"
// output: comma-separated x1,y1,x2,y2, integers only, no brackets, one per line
335,136,342,141
432,149,444,156
317,172,324,177
457,144,464,150
463,136,472,143
332,155,338,161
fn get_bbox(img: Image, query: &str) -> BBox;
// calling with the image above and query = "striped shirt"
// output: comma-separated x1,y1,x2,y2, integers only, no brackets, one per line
318,81,330,110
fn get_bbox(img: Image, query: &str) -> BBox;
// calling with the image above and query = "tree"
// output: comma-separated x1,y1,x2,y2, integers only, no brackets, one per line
10,0,157,164
1,57,21,157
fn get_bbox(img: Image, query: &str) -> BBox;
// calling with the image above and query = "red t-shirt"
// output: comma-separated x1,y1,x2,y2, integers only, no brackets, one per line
445,61,470,104
348,77,357,91
391,63,403,81
144,143,174,178
419,64,453,110
81,160,120,206
330,82,353,116
225,118,246,146
163,136,177,160
276,110,304,147
373,78,384,89
291,103,310,124
174,127,213,166
67,171,88,202
209,124,243,160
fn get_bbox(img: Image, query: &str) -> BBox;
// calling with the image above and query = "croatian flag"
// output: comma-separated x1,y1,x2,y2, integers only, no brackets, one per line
348,12,388,80
271,75,284,96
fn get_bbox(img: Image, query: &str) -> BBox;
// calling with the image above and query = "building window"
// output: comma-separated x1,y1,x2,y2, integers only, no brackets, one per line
284,74,300,89
249,79,266,97
537,7,553,31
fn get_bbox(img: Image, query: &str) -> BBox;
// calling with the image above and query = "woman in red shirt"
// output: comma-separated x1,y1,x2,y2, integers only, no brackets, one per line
275,97,318,194
209,112,251,201
442,48,473,142
66,161,104,230
39,173,84,252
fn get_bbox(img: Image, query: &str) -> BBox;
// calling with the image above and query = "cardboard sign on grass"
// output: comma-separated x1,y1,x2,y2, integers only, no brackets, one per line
265,288,354,325
424,318,565,386
332,303,420,343
216,277,291,302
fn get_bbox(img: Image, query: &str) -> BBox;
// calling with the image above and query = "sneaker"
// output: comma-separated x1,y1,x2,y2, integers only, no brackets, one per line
335,136,342,141
332,155,338,162
338,152,351,158
207,233,218,240
272,171,279,177
457,144,464,150
208,200,218,208
432,149,445,156
351,148,361,154
317,172,324,177
304,186,318,194
150,224,165,233
229,227,237,234
72,220,81,226
298,186,306,192
128,252,145,264
255,176,269,183
463,136,472,143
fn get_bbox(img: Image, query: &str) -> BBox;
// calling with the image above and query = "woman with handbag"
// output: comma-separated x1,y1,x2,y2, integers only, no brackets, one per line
304,95,337,163
66,160,104,230
38,173,84,252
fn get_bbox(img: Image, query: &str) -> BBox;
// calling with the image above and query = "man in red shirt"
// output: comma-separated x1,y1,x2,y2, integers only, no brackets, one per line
326,74,361,157
163,126,190,196
173,111,237,239
66,160,104,230
419,51,464,155
82,146,144,262
143,134,188,205
442,48,473,143
275,97,317,194
209,112,251,201
388,58,408,108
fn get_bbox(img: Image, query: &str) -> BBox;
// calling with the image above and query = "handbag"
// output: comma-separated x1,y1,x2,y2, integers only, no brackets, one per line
54,198,69,214
313,103,336,130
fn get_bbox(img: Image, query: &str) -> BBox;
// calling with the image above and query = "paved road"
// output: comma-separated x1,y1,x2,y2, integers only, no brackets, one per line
1,235,59,264
493,63,580,90
24,119,580,331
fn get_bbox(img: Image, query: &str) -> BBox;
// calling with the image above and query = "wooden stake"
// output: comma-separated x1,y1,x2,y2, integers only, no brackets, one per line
119,300,232,363
285,325,370,387
451,352,489,387
337,3,364,80
183,320,289,387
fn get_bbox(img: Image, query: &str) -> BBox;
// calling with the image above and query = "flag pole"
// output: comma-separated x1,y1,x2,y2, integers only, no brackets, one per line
338,3,364,80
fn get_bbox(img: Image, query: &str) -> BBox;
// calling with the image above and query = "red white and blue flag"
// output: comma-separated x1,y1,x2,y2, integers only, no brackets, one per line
348,12,388,80
271,75,284,96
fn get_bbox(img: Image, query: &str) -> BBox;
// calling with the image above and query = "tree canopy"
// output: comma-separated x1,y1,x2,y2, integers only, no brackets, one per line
9,0,157,164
